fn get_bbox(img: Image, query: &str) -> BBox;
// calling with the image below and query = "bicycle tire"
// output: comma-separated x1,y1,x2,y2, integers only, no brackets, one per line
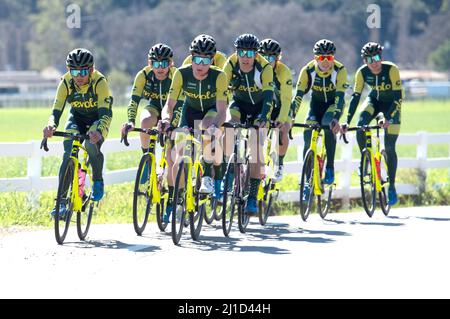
379,150,391,216
190,165,205,241
258,179,272,226
318,154,333,219
222,154,237,237
172,160,188,245
77,165,94,240
238,159,251,233
360,149,376,217
54,159,75,245
299,150,315,221
156,199,167,231
204,197,216,225
133,154,152,235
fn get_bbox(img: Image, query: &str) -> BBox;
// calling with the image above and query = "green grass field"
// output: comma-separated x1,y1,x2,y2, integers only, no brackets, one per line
1,99,449,227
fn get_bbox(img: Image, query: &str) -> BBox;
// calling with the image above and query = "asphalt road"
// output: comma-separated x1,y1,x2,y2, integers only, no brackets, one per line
1,206,450,299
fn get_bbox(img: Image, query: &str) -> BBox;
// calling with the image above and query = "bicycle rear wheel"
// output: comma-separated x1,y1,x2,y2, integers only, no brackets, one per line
222,154,237,237
318,154,333,219
133,154,152,235
190,165,205,241
360,149,376,217
238,159,250,233
54,159,75,245
379,150,391,216
172,160,188,245
299,150,315,221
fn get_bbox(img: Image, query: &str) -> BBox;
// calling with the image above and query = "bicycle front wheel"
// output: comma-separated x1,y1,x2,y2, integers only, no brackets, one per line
172,160,188,245
299,150,315,221
360,149,376,217
77,167,94,240
133,154,153,235
318,154,333,219
258,179,273,226
238,159,250,233
54,159,75,245
190,165,205,241
379,150,390,216
222,154,237,237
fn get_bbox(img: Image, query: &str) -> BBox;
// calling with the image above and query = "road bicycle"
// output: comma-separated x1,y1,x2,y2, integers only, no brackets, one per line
343,125,390,217
292,123,334,221
121,127,168,235
41,132,96,244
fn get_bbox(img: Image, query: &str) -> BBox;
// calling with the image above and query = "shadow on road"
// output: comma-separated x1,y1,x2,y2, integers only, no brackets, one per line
324,218,404,227
66,239,162,253
415,216,450,222
247,224,337,244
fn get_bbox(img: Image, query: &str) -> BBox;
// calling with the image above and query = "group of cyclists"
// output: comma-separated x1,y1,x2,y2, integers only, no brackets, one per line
43,33,404,224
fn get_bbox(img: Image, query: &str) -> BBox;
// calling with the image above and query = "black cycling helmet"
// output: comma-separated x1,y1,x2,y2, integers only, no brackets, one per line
234,34,260,50
66,48,94,68
259,38,282,56
361,42,383,58
313,39,336,55
190,34,217,56
148,43,173,60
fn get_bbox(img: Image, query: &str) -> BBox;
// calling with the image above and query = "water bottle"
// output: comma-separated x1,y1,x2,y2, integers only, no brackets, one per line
78,168,87,198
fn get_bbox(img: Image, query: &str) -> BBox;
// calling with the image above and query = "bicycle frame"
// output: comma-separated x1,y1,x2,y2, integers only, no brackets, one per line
361,128,386,193
146,133,169,205
70,139,92,212
176,132,207,213
310,127,326,196
258,128,279,201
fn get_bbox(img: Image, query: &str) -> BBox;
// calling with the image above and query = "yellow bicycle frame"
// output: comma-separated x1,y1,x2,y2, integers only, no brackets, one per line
363,130,388,193
176,133,208,213
309,128,327,196
257,129,279,201
144,133,169,205
70,140,92,212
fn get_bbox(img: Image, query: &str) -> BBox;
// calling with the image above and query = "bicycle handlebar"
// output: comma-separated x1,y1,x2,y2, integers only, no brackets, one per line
340,125,381,144
120,126,165,148
40,131,89,152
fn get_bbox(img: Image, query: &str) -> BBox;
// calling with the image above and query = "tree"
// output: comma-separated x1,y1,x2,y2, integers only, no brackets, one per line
428,40,450,71
27,0,76,70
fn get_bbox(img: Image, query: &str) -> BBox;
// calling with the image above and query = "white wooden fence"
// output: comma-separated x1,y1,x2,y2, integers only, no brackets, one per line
1,132,449,205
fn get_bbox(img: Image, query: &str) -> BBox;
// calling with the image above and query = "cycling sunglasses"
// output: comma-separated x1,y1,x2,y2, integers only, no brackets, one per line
237,49,256,58
192,56,213,65
70,68,89,77
263,55,277,63
366,54,382,64
315,55,335,62
152,60,169,69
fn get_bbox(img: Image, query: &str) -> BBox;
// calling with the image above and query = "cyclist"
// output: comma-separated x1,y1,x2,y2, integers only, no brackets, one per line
121,43,183,222
223,33,275,214
291,39,348,194
258,38,293,183
342,42,403,206
43,48,113,215
182,34,227,69
160,34,229,221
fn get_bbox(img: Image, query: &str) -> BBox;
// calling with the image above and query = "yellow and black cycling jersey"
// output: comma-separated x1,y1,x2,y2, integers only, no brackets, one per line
223,53,274,119
346,61,404,124
168,64,228,111
182,51,228,69
272,61,293,122
48,70,113,138
291,59,348,120
127,66,177,123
